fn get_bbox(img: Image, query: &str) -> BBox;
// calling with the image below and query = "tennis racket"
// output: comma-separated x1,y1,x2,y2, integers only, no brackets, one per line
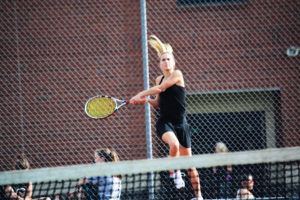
85,95,128,119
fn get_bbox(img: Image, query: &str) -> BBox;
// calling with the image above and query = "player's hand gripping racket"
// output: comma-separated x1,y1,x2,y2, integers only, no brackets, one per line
85,96,128,119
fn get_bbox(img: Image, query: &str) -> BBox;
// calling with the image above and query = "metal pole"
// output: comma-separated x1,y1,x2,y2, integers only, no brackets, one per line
140,0,154,199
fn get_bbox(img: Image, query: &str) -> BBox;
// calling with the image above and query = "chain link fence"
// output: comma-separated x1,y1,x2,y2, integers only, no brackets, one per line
1,0,299,198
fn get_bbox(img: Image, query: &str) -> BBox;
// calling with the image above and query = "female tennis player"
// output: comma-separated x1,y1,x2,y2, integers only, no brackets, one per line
130,35,203,200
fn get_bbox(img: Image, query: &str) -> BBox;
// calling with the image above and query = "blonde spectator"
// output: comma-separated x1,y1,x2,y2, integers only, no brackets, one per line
212,142,233,198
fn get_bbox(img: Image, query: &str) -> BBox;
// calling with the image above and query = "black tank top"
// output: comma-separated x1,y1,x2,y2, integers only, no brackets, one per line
159,76,186,123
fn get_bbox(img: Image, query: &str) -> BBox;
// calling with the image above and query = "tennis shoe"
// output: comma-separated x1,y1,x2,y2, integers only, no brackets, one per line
174,176,185,189
190,197,203,200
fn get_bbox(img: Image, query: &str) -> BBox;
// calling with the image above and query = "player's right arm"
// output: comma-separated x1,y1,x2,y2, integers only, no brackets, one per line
130,70,182,105
146,76,162,108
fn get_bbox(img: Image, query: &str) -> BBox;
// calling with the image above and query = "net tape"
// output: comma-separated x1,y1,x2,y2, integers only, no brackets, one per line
1,147,299,185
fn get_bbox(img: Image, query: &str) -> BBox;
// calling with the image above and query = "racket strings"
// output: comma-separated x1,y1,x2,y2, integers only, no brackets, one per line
86,98,116,118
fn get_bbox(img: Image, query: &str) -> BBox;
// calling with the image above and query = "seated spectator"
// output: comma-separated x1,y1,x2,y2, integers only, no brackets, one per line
69,148,122,200
212,142,233,198
4,155,50,200
236,174,255,199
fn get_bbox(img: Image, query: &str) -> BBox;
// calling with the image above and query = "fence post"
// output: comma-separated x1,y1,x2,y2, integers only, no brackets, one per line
140,0,154,199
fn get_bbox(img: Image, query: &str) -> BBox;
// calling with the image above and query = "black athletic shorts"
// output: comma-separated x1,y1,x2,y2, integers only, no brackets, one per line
155,117,191,148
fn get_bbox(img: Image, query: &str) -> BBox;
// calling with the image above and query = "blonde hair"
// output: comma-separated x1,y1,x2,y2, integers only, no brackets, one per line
148,35,173,58
216,142,229,153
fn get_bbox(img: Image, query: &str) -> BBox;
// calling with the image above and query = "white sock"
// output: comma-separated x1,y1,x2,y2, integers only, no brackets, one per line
175,170,182,179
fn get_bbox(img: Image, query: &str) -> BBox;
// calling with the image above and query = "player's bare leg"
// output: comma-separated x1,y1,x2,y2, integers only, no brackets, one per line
162,132,185,189
180,146,203,199
162,131,180,157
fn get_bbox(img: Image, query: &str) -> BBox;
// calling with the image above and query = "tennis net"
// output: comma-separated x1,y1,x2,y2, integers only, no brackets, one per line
0,147,299,200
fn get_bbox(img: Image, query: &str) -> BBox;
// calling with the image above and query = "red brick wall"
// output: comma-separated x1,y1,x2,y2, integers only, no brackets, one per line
1,0,299,170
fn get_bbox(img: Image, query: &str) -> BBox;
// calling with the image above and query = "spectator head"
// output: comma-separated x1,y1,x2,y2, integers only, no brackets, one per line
94,148,120,163
215,142,229,153
14,155,30,170
4,186,18,200
240,174,254,190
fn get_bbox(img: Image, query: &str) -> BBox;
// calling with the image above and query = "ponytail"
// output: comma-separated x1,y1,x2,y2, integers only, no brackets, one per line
148,35,173,58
